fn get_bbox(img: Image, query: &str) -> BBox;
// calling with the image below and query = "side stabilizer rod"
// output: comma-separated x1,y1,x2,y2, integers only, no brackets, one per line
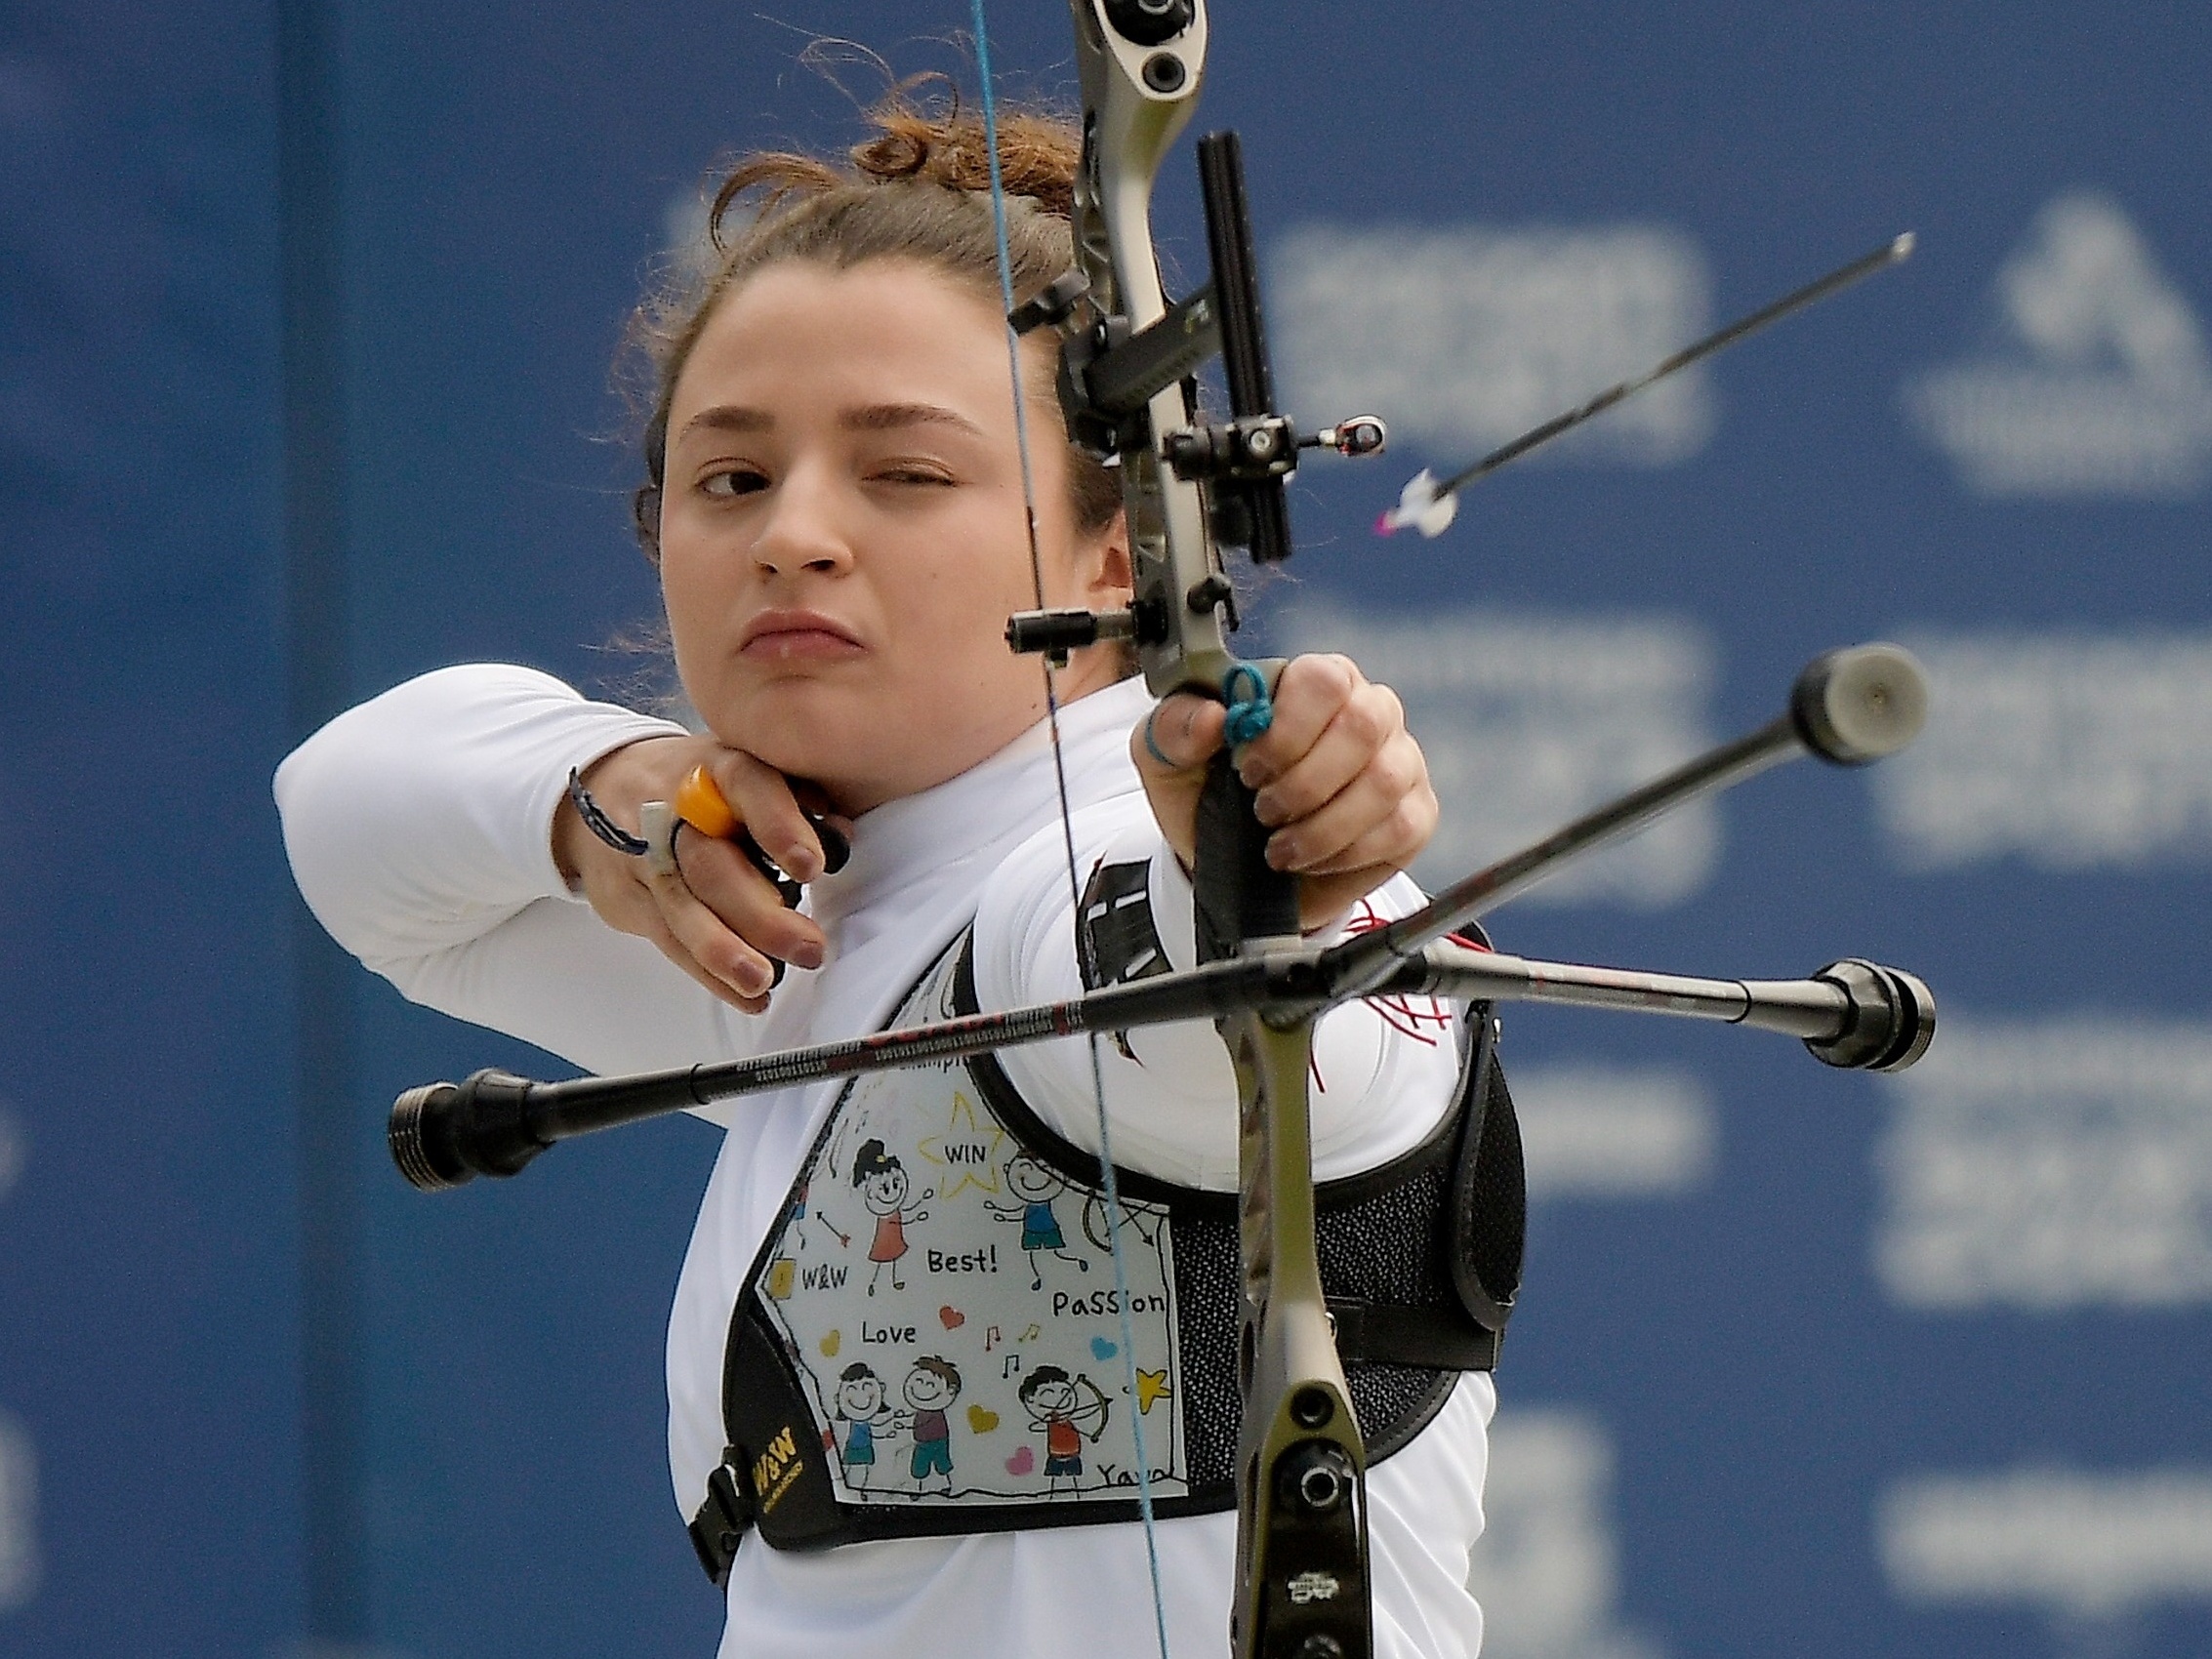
1406,943,1935,1073
389,941,1933,1193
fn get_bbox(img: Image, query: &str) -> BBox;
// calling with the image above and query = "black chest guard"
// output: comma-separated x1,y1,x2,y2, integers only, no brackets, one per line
689,862,1525,1585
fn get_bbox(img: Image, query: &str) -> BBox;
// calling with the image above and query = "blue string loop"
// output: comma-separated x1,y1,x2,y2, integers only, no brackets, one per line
1221,662,1275,748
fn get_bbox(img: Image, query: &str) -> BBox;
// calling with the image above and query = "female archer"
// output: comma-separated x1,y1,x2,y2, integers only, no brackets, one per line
277,83,1496,1659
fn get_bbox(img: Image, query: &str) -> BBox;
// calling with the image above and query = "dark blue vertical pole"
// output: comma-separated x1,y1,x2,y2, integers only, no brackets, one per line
277,0,365,1642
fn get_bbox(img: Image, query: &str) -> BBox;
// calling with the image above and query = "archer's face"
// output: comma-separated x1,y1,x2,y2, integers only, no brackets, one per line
1028,1377,1076,1415
658,259,1131,815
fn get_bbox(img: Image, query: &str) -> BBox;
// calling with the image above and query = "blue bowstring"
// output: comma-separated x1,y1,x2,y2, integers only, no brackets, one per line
969,9,1173,1657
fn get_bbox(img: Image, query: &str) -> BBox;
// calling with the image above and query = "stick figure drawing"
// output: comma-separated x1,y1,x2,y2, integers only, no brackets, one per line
852,1139,931,1296
989,1153,1091,1290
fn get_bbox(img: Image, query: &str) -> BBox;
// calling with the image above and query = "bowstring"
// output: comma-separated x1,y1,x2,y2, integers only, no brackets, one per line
969,10,1172,1656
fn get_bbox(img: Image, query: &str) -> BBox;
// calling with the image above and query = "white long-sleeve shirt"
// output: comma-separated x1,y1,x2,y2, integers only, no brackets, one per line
276,663,1494,1659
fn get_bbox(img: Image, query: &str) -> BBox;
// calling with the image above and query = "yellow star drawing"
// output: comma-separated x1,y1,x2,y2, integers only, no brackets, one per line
1136,1368,1171,1415
916,1090,1009,1201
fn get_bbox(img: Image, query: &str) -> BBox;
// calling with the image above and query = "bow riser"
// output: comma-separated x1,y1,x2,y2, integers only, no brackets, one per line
1066,0,1239,698
1067,0,1207,332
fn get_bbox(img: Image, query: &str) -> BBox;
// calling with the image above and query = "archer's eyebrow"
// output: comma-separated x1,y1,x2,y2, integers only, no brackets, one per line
674,402,987,445
840,402,987,438
676,405,772,444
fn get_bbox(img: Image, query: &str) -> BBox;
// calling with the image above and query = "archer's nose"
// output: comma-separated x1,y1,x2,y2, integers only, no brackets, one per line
753,468,855,578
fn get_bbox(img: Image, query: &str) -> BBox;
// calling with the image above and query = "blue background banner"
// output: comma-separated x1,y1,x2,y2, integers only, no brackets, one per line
5,4,2208,1656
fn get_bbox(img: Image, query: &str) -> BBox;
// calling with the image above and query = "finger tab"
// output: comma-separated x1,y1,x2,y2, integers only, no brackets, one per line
676,765,740,839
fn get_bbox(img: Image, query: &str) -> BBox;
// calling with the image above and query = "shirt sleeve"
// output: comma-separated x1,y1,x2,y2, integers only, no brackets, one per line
273,662,739,1077
970,792,1467,1189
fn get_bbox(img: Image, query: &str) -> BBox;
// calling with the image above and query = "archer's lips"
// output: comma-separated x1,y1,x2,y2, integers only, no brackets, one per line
739,609,867,661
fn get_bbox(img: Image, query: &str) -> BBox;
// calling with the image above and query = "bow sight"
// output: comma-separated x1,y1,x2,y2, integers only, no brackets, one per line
1004,121,1387,672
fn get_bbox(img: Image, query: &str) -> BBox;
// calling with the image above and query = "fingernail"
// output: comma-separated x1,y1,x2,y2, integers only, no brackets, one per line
792,942,825,971
1265,834,1296,870
1252,789,1284,826
786,847,823,882
734,960,771,996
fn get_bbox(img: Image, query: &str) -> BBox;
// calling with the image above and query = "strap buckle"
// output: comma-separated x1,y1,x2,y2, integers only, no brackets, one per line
685,1446,755,1587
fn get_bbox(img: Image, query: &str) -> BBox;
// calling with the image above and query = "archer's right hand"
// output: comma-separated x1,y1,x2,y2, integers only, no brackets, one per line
553,736,849,1015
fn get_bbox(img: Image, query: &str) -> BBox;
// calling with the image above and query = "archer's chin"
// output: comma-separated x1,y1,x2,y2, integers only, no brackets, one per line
699,680,877,771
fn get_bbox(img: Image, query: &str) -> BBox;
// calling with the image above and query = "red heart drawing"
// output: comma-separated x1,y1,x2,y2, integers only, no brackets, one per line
1004,1445,1036,1477
939,1305,965,1330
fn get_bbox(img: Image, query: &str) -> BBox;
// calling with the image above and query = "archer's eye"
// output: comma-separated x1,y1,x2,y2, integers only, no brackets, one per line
700,465,768,499
872,463,958,488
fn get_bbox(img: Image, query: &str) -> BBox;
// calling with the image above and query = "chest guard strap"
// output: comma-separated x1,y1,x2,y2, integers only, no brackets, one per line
690,868,1524,1583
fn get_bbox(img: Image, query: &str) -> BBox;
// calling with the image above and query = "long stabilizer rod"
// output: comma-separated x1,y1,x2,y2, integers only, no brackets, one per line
1322,642,1929,995
389,939,1933,1194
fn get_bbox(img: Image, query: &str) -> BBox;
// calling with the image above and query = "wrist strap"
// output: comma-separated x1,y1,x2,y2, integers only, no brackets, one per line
566,767,648,857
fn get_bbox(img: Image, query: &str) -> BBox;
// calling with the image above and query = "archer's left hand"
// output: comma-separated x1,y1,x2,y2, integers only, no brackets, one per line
1132,654,1439,932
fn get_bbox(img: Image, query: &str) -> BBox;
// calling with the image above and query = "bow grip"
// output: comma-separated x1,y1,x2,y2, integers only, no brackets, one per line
1193,659,1299,960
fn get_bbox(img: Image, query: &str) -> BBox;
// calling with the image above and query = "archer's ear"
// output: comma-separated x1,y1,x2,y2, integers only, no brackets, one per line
1087,508,1133,602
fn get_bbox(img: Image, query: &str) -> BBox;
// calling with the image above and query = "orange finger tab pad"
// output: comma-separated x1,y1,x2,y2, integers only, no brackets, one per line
675,765,740,839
